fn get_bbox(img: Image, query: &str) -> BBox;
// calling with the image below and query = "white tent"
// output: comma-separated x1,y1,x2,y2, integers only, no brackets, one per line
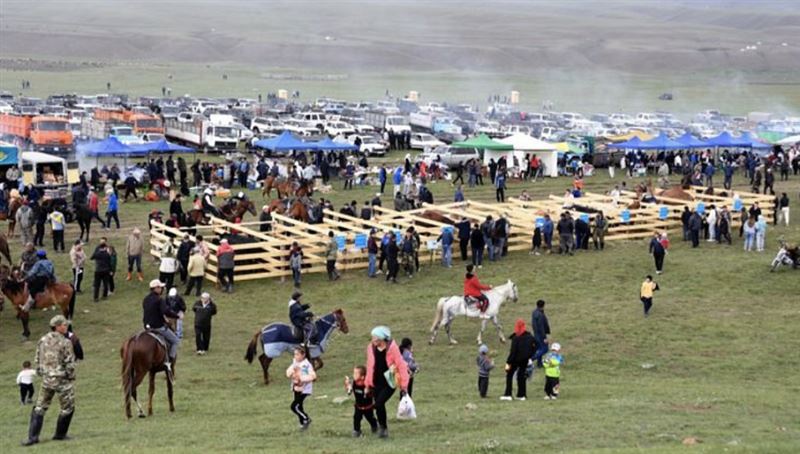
495,133,559,177
777,134,800,146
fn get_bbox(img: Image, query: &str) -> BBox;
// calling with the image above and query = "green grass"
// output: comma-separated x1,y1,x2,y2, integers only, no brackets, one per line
1,159,799,453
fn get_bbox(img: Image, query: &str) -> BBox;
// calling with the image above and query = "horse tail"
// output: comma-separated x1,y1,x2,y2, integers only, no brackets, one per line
431,297,447,332
244,330,261,363
67,284,76,320
120,337,135,400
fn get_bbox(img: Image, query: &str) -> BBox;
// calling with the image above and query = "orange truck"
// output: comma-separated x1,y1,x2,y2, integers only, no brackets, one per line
0,114,74,154
94,108,164,134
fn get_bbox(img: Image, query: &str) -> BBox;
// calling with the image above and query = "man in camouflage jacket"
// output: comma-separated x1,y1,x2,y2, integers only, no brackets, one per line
22,315,76,446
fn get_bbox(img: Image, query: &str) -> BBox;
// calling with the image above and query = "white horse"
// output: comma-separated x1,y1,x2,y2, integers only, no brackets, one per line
429,280,518,345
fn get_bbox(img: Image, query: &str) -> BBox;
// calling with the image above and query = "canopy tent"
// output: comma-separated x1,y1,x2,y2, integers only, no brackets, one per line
497,133,558,177
776,134,800,146
704,131,751,148
253,131,319,151
77,137,141,157
310,137,359,152
451,134,513,151
636,132,686,150
607,136,643,149
675,132,709,148
129,139,194,153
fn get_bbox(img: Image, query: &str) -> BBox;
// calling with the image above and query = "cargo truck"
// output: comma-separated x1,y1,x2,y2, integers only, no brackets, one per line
0,114,74,155
363,111,411,134
165,117,238,151
94,108,164,134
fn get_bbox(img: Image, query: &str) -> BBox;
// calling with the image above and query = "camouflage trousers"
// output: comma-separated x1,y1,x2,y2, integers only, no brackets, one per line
34,381,75,416
401,252,415,275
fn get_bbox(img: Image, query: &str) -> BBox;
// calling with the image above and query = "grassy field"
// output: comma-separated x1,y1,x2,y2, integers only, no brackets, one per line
1,156,799,453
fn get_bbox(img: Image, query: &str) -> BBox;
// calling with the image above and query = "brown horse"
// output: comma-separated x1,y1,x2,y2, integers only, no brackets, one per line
4,197,23,237
419,210,455,225
268,199,309,223
0,265,74,338
0,233,11,265
220,198,257,222
262,176,295,199
120,332,174,418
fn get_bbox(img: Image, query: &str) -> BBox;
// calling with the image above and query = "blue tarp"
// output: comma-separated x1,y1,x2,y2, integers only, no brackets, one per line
607,136,642,149
0,142,19,165
77,137,144,157
130,139,194,153
675,132,709,148
311,137,359,151
704,132,751,148
637,132,686,150
254,131,319,151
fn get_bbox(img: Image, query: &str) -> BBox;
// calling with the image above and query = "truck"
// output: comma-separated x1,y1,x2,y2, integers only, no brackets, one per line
0,114,74,154
93,108,164,135
408,111,462,135
164,117,238,151
363,111,411,134
81,118,142,144
21,151,80,189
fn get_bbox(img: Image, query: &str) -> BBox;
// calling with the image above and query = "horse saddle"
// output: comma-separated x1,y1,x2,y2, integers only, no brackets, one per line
464,296,479,306
141,330,168,350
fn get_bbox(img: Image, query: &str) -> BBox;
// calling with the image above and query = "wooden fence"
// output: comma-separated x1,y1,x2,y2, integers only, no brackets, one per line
148,187,775,283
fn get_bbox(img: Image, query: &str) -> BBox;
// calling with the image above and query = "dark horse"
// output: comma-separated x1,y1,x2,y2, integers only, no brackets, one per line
188,198,257,225
121,331,175,418
0,265,74,338
0,233,12,265
74,204,96,242
244,309,348,384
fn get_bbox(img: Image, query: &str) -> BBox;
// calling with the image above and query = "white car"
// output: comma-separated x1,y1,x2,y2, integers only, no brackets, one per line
410,132,445,150
325,121,356,137
281,119,318,137
250,117,284,134
233,123,254,141
0,101,14,114
418,146,480,166
476,120,502,137
346,134,387,156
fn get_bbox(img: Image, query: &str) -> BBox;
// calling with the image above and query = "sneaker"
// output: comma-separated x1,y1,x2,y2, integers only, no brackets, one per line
544,396,552,400
196,350,202,355
499,396,513,401
352,430,362,438
516,397,526,401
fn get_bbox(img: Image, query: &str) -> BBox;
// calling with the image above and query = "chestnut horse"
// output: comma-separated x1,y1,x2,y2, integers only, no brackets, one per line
188,199,256,225
120,332,174,418
262,176,295,199
268,199,309,223
3,197,23,236
0,265,75,338
0,233,12,265
419,210,455,226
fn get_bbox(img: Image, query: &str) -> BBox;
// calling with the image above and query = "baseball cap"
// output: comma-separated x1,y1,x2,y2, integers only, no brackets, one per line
149,279,166,289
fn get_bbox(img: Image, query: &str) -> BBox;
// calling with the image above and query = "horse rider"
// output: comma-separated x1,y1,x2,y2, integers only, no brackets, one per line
288,291,315,347
142,279,180,377
224,191,247,212
24,249,55,312
202,187,223,219
464,264,492,319
21,315,76,446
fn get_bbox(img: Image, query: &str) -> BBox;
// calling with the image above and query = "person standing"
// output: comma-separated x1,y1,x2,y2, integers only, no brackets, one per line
159,242,179,291
438,226,454,268
689,209,702,248
385,232,399,283
717,206,732,245
216,239,235,292
777,193,790,226
455,216,471,261
105,189,120,229
755,215,767,252
33,202,47,247
21,315,76,446
16,200,34,245
557,212,575,255
531,299,551,367
17,360,36,405
681,206,691,241
193,292,217,354
286,347,316,431
476,344,494,398
399,338,419,398
542,214,554,253
495,170,506,202
325,231,340,281
47,208,66,253
367,229,379,278
90,242,111,302
165,287,186,339
176,234,194,285
640,275,659,317
345,366,378,437
542,343,563,400
184,247,206,297
481,216,495,262
593,211,608,250
108,245,118,295
126,228,144,281
365,326,409,439
69,240,85,294
470,222,485,268
500,319,536,401
289,242,303,288
649,231,666,274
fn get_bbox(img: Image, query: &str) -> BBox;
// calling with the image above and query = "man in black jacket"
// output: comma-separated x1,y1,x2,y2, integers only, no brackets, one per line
455,216,471,261
470,223,485,268
501,319,536,401
385,233,399,283
557,212,575,255
176,234,194,284
531,299,551,367
193,293,217,354
689,210,703,248
142,280,180,373
90,243,112,303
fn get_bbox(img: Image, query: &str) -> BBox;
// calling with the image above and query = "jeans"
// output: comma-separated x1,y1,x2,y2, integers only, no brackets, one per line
218,268,234,290
690,229,700,248
544,232,552,250
494,238,505,259
472,247,483,266
176,319,184,339
291,267,301,286
485,236,495,261
106,210,120,229
442,244,452,267
152,325,179,359
128,255,142,272
533,338,548,367
744,233,754,251
756,232,765,251
641,297,653,315
368,253,377,277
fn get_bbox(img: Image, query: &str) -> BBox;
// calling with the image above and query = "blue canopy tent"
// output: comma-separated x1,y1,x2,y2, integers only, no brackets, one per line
704,132,751,148
636,132,685,150
311,137,359,152
130,139,194,154
675,132,709,149
254,131,319,152
607,136,642,149
77,137,141,157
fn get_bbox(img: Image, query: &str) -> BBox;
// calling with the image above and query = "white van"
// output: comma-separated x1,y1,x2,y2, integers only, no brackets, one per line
22,151,79,187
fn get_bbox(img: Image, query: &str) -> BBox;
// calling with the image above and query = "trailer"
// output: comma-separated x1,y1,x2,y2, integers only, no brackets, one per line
165,117,238,151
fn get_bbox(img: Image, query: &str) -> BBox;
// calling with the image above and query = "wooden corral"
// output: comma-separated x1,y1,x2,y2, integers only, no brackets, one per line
148,188,774,283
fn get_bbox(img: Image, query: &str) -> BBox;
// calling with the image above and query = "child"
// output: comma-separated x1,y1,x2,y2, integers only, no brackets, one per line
16,361,36,405
476,344,494,398
542,343,563,400
285,347,316,431
345,366,378,437
640,275,660,317
399,338,419,397
530,226,542,256
289,242,303,288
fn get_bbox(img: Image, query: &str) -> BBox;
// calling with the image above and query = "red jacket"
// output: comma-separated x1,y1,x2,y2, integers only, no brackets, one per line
365,340,409,392
88,193,99,212
464,274,490,297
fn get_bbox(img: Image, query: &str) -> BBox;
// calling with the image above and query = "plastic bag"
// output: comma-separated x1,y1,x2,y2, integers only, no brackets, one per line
396,394,417,420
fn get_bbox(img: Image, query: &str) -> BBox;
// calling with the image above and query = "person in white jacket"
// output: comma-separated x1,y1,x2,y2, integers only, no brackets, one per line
286,347,316,431
706,205,717,242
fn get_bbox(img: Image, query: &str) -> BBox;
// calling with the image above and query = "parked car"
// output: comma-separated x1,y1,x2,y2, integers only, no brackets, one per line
250,117,284,134
324,121,356,137
418,146,480,166
339,134,387,156
410,132,445,150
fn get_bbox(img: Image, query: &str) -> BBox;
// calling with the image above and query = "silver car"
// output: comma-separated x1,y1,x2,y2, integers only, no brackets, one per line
418,146,480,166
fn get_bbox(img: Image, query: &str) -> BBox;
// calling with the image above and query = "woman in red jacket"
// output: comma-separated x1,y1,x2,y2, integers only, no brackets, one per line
464,264,492,316
365,325,409,439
